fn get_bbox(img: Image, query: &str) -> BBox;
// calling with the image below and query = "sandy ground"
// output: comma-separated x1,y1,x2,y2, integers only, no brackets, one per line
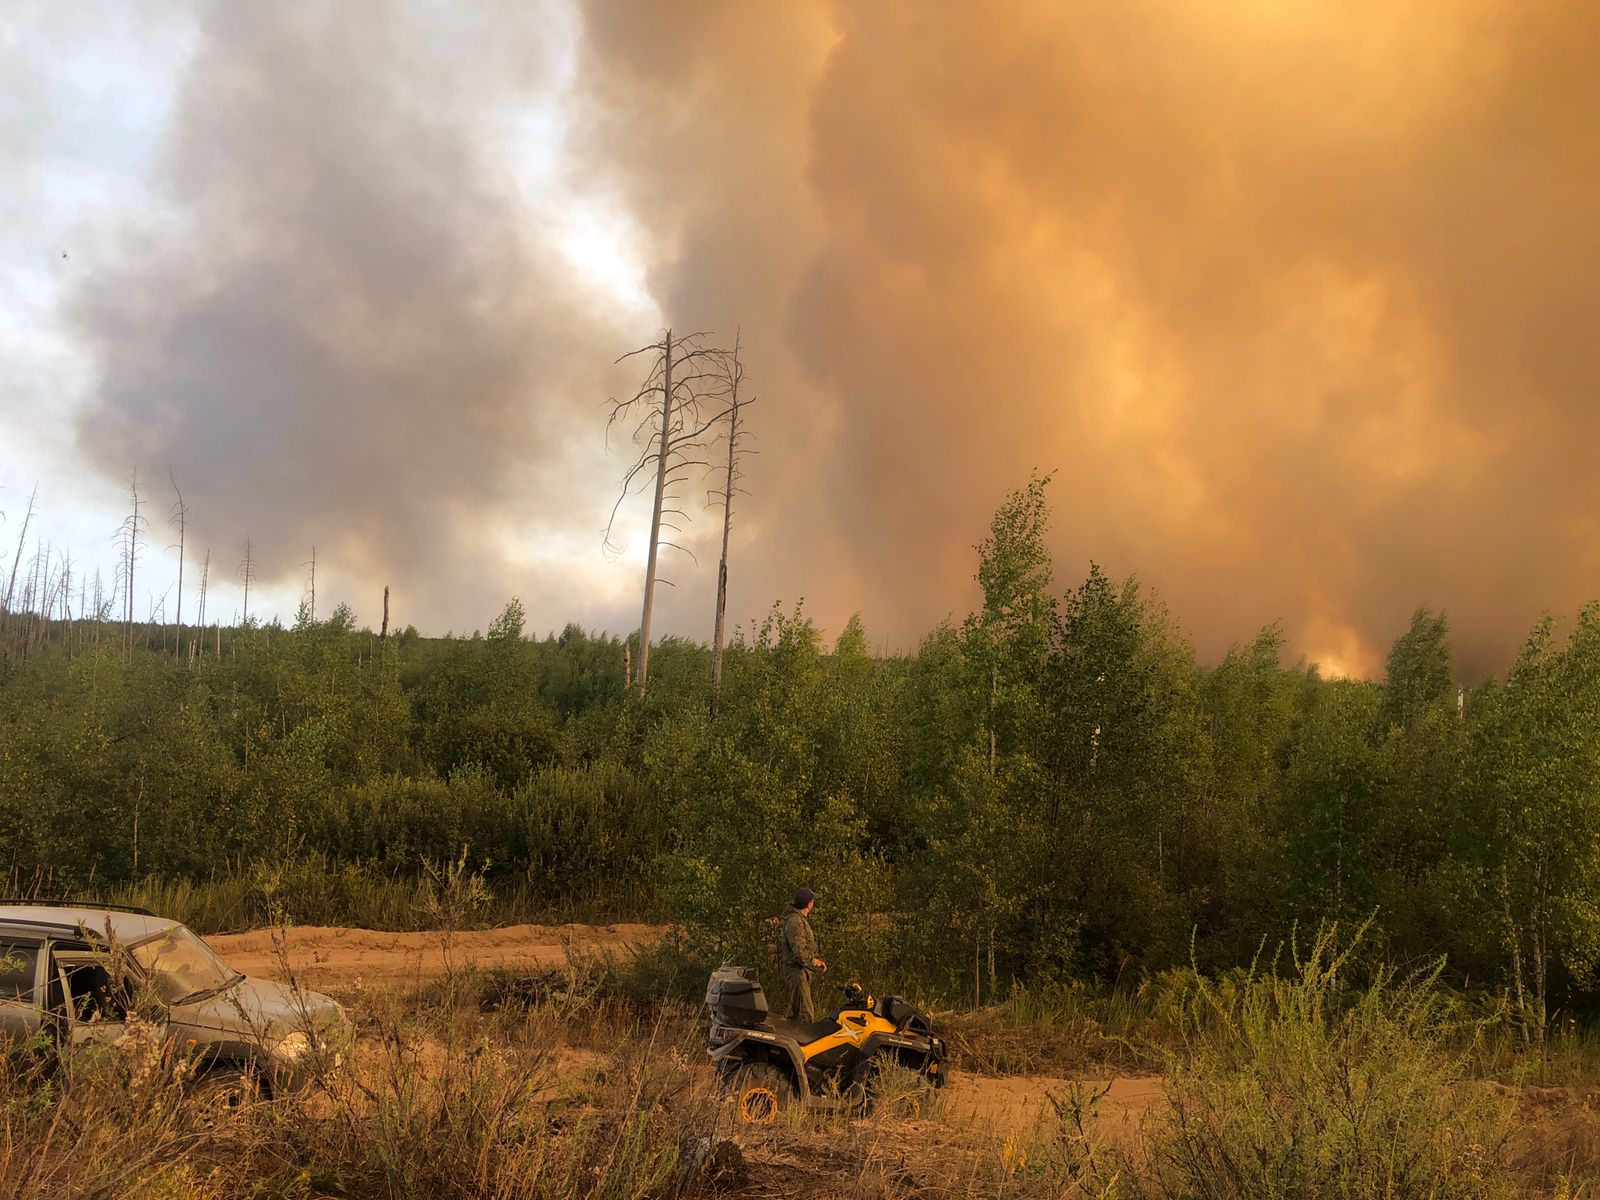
204,924,1600,1176
208,922,664,991
944,1072,1166,1144
206,922,1163,1138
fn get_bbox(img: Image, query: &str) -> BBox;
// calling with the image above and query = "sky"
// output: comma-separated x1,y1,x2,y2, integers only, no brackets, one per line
4,0,1599,680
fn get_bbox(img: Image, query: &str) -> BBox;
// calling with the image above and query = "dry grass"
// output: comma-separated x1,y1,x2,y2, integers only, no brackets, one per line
1,946,1598,1199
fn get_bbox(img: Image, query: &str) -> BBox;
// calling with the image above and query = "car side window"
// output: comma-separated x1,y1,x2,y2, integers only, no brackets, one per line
50,951,133,1025
0,942,40,1003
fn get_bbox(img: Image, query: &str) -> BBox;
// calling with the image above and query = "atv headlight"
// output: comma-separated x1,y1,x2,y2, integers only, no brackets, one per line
270,1031,312,1063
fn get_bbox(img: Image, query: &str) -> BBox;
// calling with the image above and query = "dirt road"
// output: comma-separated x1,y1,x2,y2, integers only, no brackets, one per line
943,1072,1165,1144
206,922,1164,1138
208,922,664,991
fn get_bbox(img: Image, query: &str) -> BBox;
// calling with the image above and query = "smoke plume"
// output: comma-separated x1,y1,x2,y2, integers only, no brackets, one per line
69,1,639,629
576,0,1600,677
65,0,1600,675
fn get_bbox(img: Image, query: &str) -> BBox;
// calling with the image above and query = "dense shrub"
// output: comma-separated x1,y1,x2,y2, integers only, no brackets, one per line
1134,927,1516,1200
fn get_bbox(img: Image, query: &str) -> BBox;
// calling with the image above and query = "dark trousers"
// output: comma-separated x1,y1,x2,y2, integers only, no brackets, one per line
783,965,814,1022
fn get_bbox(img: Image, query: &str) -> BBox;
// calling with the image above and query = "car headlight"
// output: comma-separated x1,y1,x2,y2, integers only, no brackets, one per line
270,1031,312,1063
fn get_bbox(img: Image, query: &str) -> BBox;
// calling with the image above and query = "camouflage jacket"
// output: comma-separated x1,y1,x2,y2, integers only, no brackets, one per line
779,905,817,972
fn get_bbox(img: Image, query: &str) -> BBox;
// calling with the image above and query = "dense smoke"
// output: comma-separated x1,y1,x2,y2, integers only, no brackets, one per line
578,0,1600,677
65,0,1600,675
68,1,642,629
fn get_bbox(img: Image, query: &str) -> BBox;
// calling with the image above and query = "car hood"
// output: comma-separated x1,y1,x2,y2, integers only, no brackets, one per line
173,975,344,1037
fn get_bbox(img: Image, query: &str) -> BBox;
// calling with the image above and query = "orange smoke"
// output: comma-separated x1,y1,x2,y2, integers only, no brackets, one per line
578,0,1600,677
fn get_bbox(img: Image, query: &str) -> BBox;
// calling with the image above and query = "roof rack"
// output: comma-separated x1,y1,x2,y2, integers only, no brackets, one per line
0,899,158,917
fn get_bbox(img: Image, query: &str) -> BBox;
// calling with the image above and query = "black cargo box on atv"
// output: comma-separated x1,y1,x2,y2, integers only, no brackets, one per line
706,966,769,1028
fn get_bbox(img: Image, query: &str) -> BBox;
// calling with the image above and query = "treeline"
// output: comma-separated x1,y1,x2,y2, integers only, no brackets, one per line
2,475,1599,1022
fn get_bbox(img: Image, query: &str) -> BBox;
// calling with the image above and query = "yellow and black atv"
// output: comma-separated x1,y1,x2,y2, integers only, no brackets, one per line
704,967,947,1123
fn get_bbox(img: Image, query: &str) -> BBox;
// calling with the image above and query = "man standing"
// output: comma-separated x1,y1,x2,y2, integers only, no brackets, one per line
779,888,827,1022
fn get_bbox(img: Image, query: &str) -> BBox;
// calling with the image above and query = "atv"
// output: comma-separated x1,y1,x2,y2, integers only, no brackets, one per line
704,966,948,1123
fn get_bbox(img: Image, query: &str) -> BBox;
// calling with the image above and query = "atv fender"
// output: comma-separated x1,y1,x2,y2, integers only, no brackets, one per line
709,1029,810,1101
857,1031,932,1064
855,1031,944,1084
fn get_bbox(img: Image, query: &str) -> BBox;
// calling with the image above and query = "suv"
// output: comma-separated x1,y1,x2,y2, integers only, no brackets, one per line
0,901,350,1096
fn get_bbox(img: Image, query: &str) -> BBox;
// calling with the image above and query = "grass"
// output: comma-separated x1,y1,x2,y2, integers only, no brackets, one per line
2,941,1599,1199
1080,925,1521,1200
0,956,1019,1200
3,886,1600,1198
5,856,655,936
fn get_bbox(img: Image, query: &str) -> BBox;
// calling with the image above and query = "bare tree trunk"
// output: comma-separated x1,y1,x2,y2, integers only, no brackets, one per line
196,548,210,659
121,472,143,664
974,927,982,1008
710,335,748,716
240,534,254,624
1501,865,1528,1028
2,483,38,620
169,471,186,655
380,584,390,649
59,553,74,654
605,328,734,694
636,330,675,693
92,569,104,654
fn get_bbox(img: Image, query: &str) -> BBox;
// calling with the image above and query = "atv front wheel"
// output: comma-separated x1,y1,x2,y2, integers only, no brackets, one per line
862,1057,932,1120
730,1063,791,1125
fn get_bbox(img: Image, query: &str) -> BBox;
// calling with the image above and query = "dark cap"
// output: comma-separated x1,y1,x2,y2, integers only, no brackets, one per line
793,888,816,909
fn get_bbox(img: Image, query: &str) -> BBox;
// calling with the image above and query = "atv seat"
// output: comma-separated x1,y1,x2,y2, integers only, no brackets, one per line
876,995,913,1023
767,1015,843,1043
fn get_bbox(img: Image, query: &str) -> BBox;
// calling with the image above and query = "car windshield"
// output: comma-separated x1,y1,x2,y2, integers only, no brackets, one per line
130,926,239,1005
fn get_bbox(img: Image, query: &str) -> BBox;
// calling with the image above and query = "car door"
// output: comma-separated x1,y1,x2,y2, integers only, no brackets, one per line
0,938,44,1043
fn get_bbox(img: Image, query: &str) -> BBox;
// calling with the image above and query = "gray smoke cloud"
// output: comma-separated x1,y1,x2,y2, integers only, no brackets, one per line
68,0,645,630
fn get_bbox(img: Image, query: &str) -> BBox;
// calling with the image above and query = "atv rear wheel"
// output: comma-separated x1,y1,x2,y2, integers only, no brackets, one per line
730,1062,791,1125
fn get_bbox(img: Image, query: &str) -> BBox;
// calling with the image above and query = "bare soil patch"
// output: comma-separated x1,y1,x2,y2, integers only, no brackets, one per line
208,922,664,991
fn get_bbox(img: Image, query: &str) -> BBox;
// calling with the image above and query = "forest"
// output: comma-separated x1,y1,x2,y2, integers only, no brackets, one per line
2,474,1598,1030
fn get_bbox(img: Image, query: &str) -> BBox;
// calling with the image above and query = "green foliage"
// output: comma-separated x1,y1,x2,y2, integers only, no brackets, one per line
1134,925,1516,1200
1382,606,1456,731
4,479,1600,1024
1454,606,1600,1026
651,604,894,978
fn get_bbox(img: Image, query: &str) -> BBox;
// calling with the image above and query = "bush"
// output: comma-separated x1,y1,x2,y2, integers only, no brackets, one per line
1132,925,1516,1200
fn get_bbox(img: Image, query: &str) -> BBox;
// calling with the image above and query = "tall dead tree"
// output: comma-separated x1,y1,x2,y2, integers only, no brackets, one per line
3,485,39,646
196,548,210,657
92,569,105,653
304,545,316,622
117,473,146,664
240,534,255,625
604,329,731,694
710,336,755,714
168,471,187,655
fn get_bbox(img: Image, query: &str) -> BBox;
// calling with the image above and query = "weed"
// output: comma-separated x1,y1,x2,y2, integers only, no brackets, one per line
1128,923,1518,1200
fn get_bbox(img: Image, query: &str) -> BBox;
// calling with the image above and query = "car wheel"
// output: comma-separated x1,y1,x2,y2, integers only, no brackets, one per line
731,1062,791,1125
191,1066,259,1119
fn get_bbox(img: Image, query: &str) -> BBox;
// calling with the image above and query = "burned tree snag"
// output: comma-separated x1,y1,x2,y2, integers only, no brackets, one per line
168,470,187,655
604,328,732,695
710,335,755,715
